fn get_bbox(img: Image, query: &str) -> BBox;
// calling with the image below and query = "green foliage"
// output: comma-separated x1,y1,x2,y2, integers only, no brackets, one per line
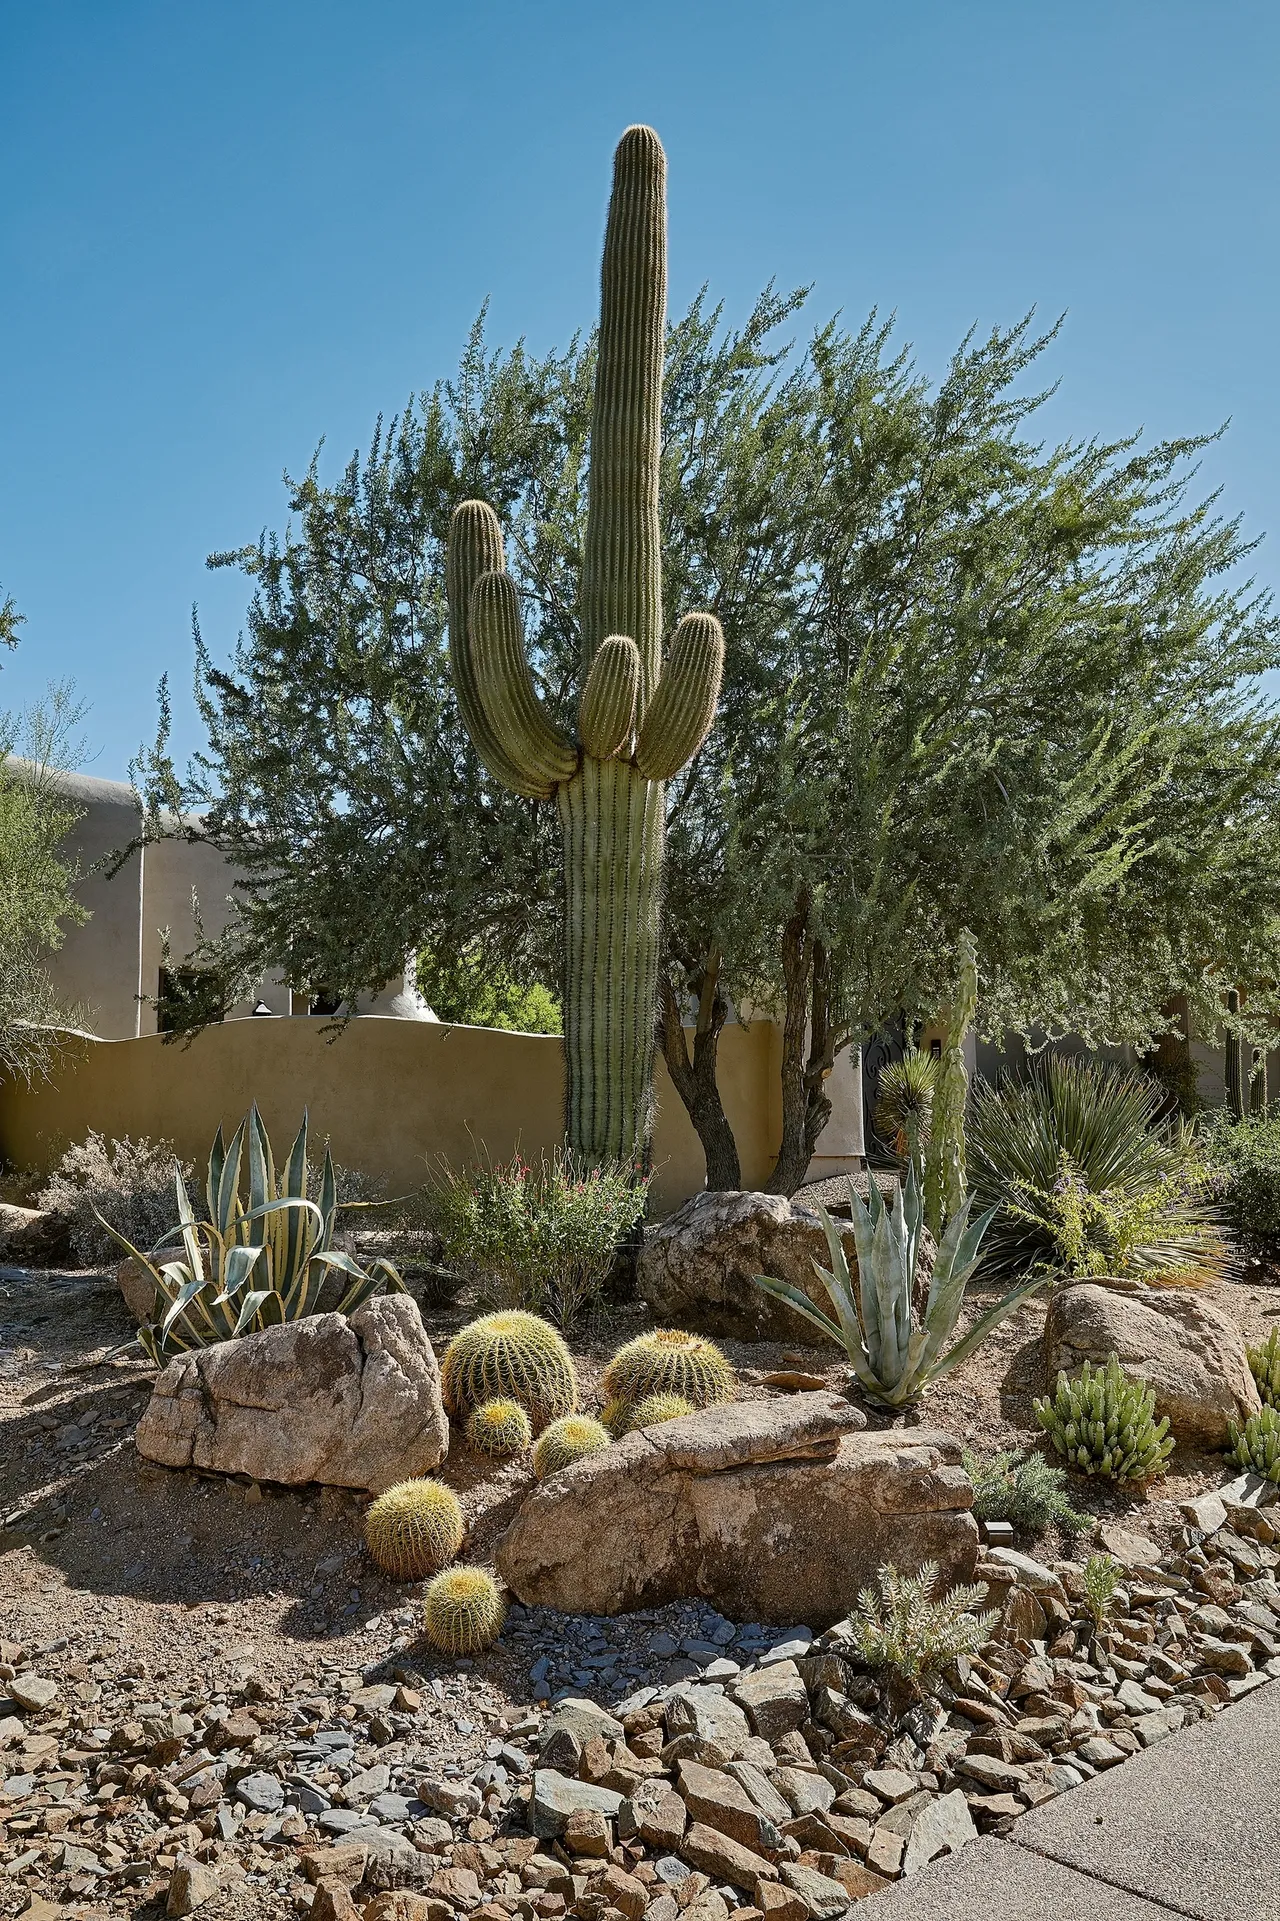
1247,1328,1280,1408
845,1562,997,1700
430,1147,648,1326
1227,1405,1280,1483
465,1398,533,1457
430,955,560,1033
628,1392,696,1430
1034,1353,1174,1483
961,1446,1092,1536
0,687,89,1082
753,1164,1042,1409
532,1415,612,1479
103,1105,404,1363
876,1048,938,1183
423,1565,506,1653
1200,1107,1280,1256
1083,1552,1122,1628
38,1131,194,1268
601,1329,736,1413
970,1055,1224,1284
364,1479,464,1580
925,931,978,1238
440,1309,578,1432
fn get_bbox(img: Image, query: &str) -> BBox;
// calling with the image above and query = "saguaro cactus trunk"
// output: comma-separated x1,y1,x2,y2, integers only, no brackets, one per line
447,128,724,1167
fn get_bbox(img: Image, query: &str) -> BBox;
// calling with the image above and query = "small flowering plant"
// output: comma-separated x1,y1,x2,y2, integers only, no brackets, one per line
431,1145,648,1326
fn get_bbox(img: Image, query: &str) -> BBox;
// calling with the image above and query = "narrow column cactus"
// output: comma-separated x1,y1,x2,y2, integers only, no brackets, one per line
447,127,724,1166
925,932,978,1239
1225,987,1246,1120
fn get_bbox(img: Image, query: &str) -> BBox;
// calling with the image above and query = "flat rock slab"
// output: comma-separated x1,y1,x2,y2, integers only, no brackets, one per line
1011,1676,1280,1921
496,1394,976,1626
135,1292,448,1492
852,1835,1173,1919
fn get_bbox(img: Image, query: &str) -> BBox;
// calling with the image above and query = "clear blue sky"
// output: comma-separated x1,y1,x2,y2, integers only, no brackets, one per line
2,0,1277,779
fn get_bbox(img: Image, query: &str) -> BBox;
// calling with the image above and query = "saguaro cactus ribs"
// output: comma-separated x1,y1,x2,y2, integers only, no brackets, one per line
447,127,724,1166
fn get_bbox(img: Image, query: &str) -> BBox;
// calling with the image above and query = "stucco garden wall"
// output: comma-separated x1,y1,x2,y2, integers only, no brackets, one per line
0,1014,834,1216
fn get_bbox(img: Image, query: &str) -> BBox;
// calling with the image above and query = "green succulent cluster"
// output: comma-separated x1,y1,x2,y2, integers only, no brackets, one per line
441,1309,578,1432
1034,1353,1174,1483
364,1478,465,1581
1083,1551,1122,1629
601,1329,735,1421
423,1566,506,1654
1247,1328,1280,1409
628,1392,696,1430
465,1398,533,1457
532,1415,612,1479
1227,1405,1280,1484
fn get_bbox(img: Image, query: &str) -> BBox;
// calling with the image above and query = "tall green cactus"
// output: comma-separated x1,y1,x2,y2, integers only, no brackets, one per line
447,127,724,1166
925,931,978,1240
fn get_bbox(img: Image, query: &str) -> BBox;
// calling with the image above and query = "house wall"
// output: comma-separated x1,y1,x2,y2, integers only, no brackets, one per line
0,1014,809,1216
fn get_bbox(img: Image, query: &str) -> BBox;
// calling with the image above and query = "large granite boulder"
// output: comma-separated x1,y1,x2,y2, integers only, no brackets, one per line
494,1392,977,1626
639,1187,888,1343
135,1292,449,1491
1043,1281,1260,1446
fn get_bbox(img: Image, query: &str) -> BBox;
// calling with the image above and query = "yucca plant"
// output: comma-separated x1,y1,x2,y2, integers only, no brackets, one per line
99,1105,403,1362
969,1054,1224,1284
752,1163,1044,1408
876,1048,939,1184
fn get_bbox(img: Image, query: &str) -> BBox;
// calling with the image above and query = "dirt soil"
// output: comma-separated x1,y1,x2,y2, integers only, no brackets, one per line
2,1257,1278,1918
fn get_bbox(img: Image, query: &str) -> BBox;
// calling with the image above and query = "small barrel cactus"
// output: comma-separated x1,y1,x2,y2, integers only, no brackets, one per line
628,1392,696,1429
364,1479,464,1580
441,1310,578,1431
1227,1405,1280,1483
1248,1328,1280,1410
424,1565,506,1654
466,1398,534,1457
532,1414,612,1479
602,1328,735,1414
601,1396,633,1438
1033,1352,1174,1483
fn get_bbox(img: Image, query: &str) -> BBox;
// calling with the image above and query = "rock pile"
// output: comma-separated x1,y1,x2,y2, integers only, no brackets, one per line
4,1472,1279,1917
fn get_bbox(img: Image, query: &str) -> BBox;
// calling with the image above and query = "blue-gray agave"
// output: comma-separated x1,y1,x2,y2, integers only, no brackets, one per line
752,1163,1045,1408
98,1103,403,1363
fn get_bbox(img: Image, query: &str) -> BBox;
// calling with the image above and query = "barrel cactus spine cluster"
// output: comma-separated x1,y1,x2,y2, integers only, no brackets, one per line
447,125,724,1168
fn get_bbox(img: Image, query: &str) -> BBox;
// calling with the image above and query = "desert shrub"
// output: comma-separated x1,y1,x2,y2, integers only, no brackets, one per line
1199,1108,1280,1258
1034,1352,1174,1483
430,1147,648,1325
961,1446,1091,1536
846,1562,996,1702
38,1131,194,1267
969,1055,1223,1284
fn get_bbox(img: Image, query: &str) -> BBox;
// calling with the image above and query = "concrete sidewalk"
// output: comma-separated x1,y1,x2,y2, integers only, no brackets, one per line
855,1677,1280,1920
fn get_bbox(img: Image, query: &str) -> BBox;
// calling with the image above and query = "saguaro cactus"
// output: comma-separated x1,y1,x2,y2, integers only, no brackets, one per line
447,127,724,1165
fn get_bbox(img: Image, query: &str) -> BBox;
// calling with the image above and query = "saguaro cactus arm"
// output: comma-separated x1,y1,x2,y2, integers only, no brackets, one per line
635,612,725,781
580,636,641,760
468,571,579,791
446,501,546,797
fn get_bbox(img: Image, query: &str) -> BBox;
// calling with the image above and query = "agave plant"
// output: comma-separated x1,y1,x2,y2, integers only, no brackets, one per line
98,1105,403,1363
752,1164,1045,1408
969,1054,1224,1284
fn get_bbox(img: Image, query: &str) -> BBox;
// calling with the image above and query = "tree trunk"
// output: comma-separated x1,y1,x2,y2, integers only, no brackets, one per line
764,895,837,1196
657,953,742,1190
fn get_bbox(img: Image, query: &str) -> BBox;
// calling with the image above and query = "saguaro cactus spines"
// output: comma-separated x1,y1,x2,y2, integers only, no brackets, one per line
447,127,724,1166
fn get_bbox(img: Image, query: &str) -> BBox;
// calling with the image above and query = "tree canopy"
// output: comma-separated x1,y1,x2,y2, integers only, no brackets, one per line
134,298,1280,1190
